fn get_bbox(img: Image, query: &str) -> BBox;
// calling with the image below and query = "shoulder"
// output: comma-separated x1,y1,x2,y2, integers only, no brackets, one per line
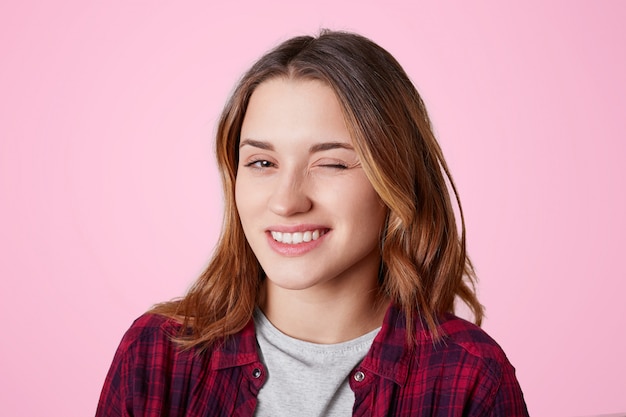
403,315,528,415
96,314,188,416
427,315,529,415
106,313,210,377
377,309,529,416
115,313,184,354
122,313,183,341
406,313,518,392
436,313,510,366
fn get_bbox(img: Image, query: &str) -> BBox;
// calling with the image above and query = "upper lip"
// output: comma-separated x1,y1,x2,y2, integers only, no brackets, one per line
266,224,330,233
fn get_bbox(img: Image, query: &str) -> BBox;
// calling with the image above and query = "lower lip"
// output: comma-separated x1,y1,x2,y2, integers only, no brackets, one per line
266,231,329,256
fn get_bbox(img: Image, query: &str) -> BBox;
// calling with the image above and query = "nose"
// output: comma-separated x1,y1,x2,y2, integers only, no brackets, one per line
267,170,312,217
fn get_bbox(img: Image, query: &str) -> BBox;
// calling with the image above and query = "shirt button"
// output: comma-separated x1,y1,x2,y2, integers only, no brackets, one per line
252,368,262,378
354,371,365,382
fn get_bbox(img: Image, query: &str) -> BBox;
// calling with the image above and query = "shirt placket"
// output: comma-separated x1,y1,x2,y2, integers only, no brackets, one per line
230,362,267,417
350,367,396,417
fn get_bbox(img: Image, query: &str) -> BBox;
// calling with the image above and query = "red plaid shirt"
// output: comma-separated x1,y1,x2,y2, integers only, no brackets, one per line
96,305,528,416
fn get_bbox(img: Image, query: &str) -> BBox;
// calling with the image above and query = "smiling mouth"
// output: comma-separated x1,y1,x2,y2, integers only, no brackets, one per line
270,229,328,244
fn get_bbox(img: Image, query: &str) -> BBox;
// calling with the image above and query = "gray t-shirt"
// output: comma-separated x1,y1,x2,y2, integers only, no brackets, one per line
253,309,379,417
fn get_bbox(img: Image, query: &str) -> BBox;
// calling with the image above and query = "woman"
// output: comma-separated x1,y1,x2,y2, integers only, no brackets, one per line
97,30,528,416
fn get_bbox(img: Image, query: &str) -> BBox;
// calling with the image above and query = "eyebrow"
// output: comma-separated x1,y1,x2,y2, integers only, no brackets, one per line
308,141,354,153
239,139,354,153
239,139,274,150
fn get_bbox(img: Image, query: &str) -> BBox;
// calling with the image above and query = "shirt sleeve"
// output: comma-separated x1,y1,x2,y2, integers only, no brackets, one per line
95,315,175,417
95,321,143,417
489,359,529,417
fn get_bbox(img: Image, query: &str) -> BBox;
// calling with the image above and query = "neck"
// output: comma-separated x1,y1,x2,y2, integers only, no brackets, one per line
259,278,389,344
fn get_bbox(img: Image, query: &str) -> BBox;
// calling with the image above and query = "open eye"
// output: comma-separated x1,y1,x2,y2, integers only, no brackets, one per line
245,159,275,169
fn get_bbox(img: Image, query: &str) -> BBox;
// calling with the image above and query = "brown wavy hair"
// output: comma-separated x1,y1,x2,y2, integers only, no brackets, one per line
151,30,483,348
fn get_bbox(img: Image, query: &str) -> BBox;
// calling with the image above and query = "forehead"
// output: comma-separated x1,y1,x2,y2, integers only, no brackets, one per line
241,78,351,145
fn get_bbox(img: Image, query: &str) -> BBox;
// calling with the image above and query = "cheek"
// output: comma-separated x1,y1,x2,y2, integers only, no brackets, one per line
334,179,387,231
235,176,268,232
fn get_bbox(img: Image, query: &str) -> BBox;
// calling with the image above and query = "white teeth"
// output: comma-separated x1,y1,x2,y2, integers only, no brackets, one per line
271,229,325,244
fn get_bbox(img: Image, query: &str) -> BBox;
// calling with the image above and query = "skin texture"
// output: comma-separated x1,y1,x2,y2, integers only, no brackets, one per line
235,78,388,343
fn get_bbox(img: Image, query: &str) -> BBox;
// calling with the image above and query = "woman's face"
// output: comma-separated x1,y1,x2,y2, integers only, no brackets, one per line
235,78,387,294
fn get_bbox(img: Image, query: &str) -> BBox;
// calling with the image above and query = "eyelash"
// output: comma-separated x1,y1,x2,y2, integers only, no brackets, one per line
245,160,275,169
244,160,349,170
320,163,348,170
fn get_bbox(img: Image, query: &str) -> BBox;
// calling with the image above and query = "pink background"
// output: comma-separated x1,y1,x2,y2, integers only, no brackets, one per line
1,1,625,416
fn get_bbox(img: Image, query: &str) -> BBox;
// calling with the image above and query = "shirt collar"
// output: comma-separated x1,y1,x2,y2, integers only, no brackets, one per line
210,319,261,371
209,303,420,387
358,304,416,386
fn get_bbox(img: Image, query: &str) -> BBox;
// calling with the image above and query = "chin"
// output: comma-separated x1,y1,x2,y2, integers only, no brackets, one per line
262,270,328,292
265,278,319,291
